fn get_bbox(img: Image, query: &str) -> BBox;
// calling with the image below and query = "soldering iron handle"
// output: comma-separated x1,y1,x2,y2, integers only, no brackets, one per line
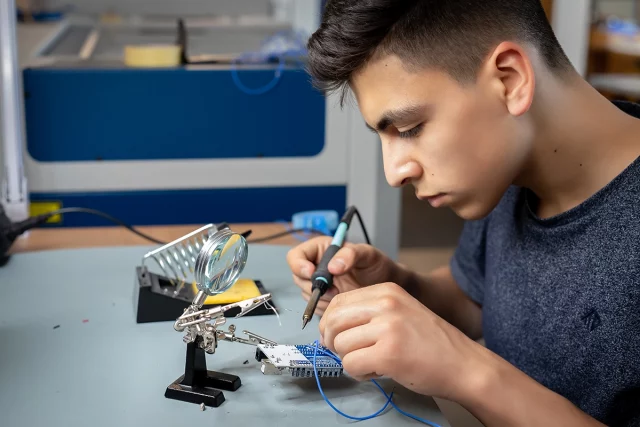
311,244,341,294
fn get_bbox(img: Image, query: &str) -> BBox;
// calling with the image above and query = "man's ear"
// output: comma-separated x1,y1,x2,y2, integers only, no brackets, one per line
482,41,535,116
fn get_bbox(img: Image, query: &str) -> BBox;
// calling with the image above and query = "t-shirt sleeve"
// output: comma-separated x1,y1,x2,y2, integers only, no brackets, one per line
449,218,489,305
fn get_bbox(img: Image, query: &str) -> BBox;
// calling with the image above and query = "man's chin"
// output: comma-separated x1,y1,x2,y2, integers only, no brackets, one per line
449,199,495,221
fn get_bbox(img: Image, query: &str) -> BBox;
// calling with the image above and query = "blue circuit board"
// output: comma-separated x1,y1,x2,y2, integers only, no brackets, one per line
292,344,342,377
256,343,344,378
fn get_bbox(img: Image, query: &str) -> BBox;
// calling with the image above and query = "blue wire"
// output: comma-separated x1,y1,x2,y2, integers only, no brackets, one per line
311,340,394,420
310,340,443,426
231,53,285,95
230,30,308,96
370,379,444,427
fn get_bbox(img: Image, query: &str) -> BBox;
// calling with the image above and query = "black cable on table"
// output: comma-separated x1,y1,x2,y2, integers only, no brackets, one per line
21,207,329,245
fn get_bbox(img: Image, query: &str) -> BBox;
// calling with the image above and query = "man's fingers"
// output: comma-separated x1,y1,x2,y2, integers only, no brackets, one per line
320,302,377,353
333,322,379,359
327,246,356,275
293,259,316,280
328,282,405,309
286,237,333,278
341,346,383,381
327,244,379,276
360,373,383,381
292,275,312,294
286,247,316,279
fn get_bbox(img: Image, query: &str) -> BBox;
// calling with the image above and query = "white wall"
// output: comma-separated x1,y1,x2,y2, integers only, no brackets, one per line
291,0,321,37
551,0,593,77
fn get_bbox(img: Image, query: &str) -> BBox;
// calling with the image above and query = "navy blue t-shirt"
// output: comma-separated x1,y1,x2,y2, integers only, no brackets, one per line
450,101,640,426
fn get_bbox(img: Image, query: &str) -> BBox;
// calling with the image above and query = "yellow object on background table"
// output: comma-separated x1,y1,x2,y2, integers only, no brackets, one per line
193,278,262,305
124,44,182,68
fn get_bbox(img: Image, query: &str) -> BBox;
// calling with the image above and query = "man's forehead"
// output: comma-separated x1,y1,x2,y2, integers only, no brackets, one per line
352,76,435,130
351,58,459,127
351,54,409,97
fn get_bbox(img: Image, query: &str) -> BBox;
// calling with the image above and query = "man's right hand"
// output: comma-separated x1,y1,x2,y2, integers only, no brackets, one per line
286,236,399,315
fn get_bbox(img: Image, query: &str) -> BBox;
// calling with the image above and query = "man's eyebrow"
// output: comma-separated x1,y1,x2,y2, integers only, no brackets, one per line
374,104,428,131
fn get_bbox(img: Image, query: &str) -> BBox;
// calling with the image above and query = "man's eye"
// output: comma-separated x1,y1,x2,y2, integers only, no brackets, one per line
397,123,424,139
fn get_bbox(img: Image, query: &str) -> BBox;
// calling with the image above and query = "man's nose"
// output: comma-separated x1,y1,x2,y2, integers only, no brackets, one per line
383,149,422,188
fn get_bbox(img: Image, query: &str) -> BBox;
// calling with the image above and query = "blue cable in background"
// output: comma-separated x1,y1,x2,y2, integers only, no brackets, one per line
278,211,335,242
231,29,308,95
276,220,311,242
309,340,444,426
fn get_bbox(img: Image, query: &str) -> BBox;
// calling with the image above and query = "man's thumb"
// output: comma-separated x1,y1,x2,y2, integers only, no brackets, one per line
327,246,357,275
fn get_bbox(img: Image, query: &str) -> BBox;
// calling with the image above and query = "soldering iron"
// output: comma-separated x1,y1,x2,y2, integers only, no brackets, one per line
302,206,368,329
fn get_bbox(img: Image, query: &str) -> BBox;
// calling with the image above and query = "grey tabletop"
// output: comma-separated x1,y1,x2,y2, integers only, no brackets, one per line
0,244,450,427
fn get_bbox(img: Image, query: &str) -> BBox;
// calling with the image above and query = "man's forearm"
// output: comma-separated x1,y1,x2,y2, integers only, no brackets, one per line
458,344,607,427
392,263,483,339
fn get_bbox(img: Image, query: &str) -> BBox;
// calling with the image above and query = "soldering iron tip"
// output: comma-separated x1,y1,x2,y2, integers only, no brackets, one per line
302,288,320,330
301,316,310,330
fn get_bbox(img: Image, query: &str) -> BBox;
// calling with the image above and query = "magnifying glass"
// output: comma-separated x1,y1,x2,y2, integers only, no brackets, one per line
190,227,249,308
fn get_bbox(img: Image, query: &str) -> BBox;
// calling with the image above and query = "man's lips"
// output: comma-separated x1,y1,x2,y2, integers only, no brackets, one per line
417,193,447,207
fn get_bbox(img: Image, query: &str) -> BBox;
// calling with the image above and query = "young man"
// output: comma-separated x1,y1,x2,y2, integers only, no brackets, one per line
285,1,640,426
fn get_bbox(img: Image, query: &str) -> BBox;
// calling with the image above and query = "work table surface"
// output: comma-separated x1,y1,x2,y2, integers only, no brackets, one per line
0,228,451,427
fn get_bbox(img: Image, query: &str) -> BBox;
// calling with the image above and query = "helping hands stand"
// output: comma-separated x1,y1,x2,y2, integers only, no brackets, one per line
160,225,276,408
166,291,276,407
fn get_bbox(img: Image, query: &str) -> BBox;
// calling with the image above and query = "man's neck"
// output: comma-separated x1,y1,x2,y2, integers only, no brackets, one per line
515,76,640,219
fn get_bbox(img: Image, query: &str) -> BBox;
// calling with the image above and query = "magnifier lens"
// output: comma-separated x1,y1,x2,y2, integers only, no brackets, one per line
194,229,248,295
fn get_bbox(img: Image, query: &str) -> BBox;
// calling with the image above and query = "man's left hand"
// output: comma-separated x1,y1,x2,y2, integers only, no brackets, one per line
318,282,486,402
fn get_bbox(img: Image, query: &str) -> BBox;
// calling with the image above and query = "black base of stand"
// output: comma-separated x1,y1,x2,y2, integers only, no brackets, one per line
165,336,241,408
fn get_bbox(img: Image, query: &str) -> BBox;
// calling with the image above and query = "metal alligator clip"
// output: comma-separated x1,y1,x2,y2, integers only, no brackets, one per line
217,325,278,346
243,330,277,346
176,293,272,326
174,294,276,354
220,294,273,318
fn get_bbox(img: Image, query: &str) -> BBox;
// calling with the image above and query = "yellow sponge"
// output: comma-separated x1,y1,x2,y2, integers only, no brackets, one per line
124,44,181,68
193,278,262,305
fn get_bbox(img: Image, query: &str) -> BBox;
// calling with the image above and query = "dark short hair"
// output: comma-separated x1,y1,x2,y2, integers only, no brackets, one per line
307,0,573,105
